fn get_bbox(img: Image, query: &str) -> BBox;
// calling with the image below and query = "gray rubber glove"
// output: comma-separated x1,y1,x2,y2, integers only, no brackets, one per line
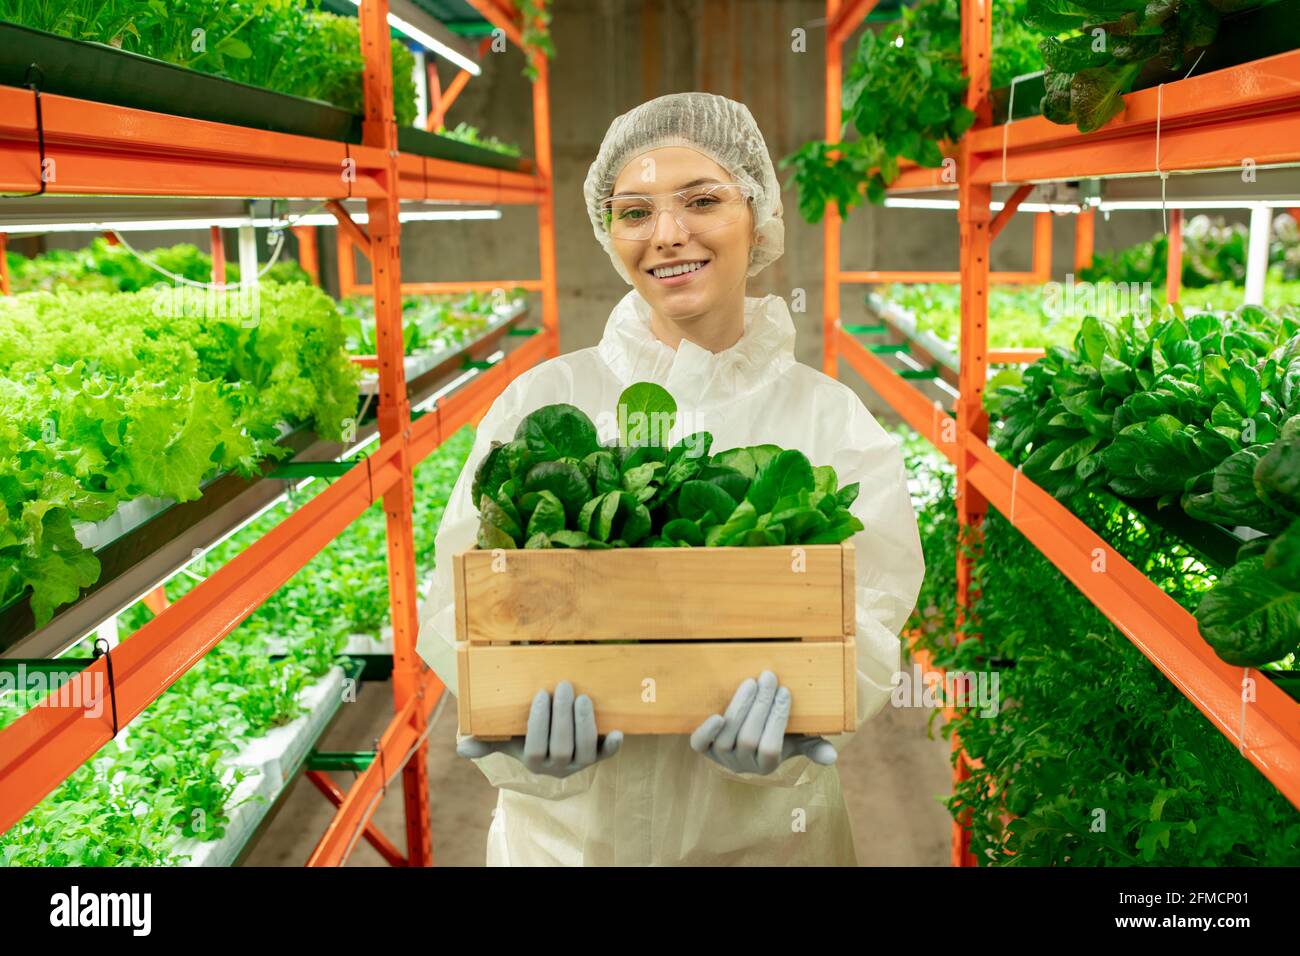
457,681,624,779
690,670,838,775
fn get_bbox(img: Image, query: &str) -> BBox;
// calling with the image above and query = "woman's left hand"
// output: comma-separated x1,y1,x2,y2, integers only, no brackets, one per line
689,671,838,775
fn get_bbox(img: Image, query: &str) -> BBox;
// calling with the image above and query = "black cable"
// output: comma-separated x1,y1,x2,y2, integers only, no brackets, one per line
3,64,47,199
91,637,120,736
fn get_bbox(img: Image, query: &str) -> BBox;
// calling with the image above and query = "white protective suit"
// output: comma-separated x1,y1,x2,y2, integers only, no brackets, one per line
415,290,925,866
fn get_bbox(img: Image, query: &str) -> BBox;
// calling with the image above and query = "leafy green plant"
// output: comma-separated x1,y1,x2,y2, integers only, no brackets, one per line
2,0,418,125
473,383,864,550
5,237,314,294
1081,214,1300,290
0,428,475,865
986,301,1300,665
518,0,555,81
782,0,1047,221
0,283,359,625
903,430,1300,865
1030,0,1268,133
437,122,522,158
878,282,1088,352
338,289,526,358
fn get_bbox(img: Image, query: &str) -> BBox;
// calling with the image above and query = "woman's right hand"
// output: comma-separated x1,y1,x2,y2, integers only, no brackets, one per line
456,681,624,779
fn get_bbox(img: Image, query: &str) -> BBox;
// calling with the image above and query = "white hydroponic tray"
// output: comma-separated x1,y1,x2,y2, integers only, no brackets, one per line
357,298,529,396
71,423,296,552
264,632,389,657
170,663,346,867
865,293,961,373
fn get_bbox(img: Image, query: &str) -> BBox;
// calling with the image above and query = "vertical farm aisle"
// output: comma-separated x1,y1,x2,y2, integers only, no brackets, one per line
244,667,953,866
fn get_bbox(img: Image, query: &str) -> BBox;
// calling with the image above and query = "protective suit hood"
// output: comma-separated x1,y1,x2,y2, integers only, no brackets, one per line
417,292,925,866
595,291,796,406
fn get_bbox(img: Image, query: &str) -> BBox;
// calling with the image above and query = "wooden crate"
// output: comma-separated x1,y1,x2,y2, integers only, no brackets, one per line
453,543,857,738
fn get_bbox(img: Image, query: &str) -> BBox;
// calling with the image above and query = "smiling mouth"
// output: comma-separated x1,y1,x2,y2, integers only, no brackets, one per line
647,260,710,282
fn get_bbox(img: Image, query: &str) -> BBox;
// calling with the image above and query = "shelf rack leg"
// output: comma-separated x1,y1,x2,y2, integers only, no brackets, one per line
0,231,9,294
1032,210,1052,283
306,770,408,866
531,44,560,351
823,0,843,378
359,0,433,869
952,0,992,870
1166,207,1183,305
337,227,358,298
1073,208,1095,275
292,225,320,285
210,226,225,284
426,58,443,132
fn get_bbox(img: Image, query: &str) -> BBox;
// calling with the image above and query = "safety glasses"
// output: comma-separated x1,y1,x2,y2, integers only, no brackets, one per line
600,182,753,241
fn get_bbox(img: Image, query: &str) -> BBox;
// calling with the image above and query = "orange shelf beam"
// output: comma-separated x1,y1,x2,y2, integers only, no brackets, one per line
841,270,1041,285
304,769,408,866
307,668,442,867
0,84,546,205
964,435,1300,810
351,279,544,295
987,184,1033,241
0,441,405,834
837,331,957,463
967,49,1300,184
829,0,879,44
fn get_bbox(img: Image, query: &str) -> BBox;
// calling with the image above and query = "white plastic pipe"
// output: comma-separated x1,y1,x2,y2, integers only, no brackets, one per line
1245,204,1271,306
238,224,259,291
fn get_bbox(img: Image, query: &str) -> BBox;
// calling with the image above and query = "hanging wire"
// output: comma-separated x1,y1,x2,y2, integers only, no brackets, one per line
106,200,330,289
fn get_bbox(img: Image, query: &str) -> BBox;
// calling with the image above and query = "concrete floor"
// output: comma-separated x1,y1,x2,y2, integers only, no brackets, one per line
243,647,953,867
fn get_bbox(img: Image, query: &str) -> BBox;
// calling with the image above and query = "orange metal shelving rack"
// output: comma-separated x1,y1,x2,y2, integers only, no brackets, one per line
0,0,558,866
823,0,1300,866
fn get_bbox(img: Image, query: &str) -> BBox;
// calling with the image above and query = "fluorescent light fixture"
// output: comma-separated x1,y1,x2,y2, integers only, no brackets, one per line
882,197,959,210
285,210,502,227
883,197,1080,213
0,209,502,235
347,0,480,75
3,216,257,234
1096,199,1295,211
883,196,1294,213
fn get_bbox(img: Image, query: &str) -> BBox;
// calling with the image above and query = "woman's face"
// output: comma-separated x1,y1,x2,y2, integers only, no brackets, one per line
609,147,754,324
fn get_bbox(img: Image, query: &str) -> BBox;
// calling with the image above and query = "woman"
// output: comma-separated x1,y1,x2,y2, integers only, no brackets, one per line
417,92,924,866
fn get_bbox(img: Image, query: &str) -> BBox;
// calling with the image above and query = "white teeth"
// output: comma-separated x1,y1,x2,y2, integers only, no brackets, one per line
652,261,705,279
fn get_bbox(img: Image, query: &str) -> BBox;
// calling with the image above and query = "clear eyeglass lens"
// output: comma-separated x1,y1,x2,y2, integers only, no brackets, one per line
604,185,748,239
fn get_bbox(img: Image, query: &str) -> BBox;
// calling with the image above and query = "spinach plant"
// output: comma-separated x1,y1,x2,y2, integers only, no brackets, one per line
1029,0,1268,133
472,384,864,550
903,429,1300,866
987,302,1300,665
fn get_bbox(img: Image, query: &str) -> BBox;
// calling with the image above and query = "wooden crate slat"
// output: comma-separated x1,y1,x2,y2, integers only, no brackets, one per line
459,641,849,736
457,545,846,643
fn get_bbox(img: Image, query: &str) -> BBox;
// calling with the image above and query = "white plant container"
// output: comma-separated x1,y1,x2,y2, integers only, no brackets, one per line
170,663,347,867
357,298,530,396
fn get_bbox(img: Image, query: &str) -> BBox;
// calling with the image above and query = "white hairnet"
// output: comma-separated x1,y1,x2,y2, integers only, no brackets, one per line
582,92,785,284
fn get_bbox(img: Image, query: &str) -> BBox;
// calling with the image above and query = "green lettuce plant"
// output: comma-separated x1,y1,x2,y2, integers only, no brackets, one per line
0,428,475,865
0,283,359,625
2,0,418,125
